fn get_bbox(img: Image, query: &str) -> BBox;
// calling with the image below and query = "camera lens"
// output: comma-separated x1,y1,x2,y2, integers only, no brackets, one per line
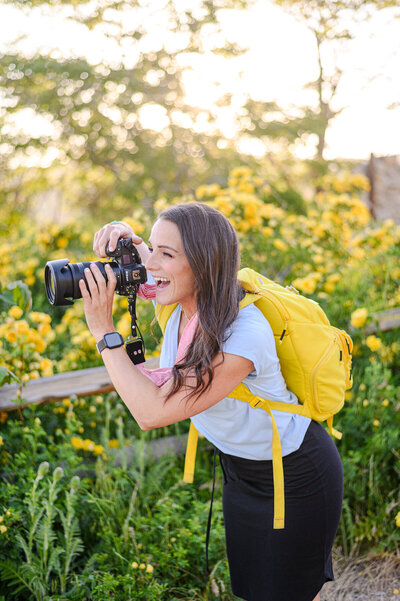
44,259,118,306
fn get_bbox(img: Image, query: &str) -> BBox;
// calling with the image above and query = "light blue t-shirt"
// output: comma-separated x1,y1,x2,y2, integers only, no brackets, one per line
159,302,311,461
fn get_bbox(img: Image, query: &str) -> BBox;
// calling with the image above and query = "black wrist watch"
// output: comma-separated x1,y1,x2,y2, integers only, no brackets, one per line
96,332,124,354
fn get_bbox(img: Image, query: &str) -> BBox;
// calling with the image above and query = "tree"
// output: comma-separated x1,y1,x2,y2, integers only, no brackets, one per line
0,0,251,216
238,0,400,169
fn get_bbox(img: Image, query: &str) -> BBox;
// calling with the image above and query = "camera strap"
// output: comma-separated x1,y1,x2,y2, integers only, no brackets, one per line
125,293,145,365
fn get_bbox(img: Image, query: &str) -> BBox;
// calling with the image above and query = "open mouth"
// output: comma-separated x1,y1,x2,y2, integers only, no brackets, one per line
155,277,170,290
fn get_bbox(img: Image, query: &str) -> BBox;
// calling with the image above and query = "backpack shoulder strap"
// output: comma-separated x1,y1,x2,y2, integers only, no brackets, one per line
156,302,179,334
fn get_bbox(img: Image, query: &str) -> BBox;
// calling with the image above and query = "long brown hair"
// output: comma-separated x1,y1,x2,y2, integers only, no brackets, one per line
158,202,244,402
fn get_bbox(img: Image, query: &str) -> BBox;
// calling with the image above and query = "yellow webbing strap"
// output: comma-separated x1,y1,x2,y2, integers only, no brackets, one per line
228,383,285,529
183,421,199,483
326,416,342,440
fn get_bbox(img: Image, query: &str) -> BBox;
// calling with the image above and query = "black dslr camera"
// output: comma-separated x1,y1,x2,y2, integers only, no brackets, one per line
44,238,147,364
44,237,147,306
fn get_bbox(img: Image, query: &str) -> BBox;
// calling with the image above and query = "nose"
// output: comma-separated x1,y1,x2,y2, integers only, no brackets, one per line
145,251,157,271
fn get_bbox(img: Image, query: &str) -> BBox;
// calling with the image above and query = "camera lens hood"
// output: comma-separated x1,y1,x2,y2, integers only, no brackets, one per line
45,259,74,306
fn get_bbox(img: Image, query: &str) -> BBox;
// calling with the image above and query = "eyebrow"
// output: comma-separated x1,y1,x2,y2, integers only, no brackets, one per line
148,241,179,253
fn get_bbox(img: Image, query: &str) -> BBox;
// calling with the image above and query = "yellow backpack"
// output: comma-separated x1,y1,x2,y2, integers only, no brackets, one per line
156,267,353,529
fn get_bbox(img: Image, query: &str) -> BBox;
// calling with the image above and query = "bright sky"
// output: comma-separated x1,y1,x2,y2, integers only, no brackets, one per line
0,0,399,161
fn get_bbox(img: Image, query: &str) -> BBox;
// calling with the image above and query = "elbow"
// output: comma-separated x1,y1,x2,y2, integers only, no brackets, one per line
137,416,155,431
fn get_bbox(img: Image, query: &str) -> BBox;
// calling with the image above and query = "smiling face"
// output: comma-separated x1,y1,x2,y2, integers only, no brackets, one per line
146,218,197,316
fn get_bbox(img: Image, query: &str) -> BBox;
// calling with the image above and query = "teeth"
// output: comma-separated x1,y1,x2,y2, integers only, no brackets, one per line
156,277,170,283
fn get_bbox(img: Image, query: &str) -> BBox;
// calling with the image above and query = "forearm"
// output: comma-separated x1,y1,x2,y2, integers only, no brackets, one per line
100,345,165,430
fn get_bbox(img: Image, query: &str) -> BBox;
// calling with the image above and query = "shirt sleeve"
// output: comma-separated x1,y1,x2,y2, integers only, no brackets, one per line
222,304,281,378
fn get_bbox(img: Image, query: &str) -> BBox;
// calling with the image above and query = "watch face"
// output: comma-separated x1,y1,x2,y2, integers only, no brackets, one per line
105,332,123,348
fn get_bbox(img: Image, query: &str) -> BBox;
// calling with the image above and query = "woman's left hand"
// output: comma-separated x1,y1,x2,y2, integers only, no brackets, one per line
79,263,117,343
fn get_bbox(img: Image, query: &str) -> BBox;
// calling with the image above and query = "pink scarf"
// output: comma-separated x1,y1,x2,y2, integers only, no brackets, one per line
136,310,199,386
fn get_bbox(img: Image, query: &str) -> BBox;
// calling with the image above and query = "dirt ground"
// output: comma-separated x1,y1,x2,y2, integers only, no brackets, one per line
321,554,400,601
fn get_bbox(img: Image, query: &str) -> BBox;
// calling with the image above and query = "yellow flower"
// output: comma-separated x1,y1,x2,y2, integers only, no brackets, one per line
373,419,380,427
56,237,68,249
381,399,389,407
8,306,23,319
273,239,288,252
0,516,3,522
62,398,71,407
82,439,95,452
80,231,92,244
89,405,97,413
132,561,138,569
351,308,368,328
15,320,30,335
0,436,3,446
93,444,104,456
0,525,7,534
108,439,119,448
366,335,382,352
146,564,154,574
38,323,51,337
40,358,53,377
292,277,317,295
71,437,84,450
363,400,369,407
139,563,146,570
262,226,273,238
395,512,400,528
230,166,252,179
5,331,17,343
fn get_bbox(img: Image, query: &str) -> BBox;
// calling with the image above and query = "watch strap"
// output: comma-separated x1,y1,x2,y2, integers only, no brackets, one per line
96,332,124,354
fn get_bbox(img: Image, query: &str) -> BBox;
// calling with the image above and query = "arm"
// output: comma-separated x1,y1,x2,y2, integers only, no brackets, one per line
79,263,254,430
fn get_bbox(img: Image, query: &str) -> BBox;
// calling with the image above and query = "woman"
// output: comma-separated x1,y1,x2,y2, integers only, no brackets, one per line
80,202,343,601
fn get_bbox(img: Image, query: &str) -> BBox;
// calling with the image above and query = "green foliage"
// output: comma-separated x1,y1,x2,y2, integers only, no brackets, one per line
1,164,400,597
0,281,32,313
0,400,232,600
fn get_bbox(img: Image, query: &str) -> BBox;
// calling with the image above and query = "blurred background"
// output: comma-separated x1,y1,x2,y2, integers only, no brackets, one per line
0,0,399,226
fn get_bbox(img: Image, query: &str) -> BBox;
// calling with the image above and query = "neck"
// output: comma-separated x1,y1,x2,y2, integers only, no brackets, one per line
180,304,196,322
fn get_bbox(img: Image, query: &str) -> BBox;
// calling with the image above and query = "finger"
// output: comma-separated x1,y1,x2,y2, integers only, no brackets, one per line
96,226,126,255
94,229,114,257
93,230,104,256
83,266,99,296
79,278,91,301
105,263,117,292
108,229,124,253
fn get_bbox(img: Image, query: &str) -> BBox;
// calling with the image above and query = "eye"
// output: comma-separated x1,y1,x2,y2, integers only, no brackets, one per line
163,252,173,258
148,246,153,253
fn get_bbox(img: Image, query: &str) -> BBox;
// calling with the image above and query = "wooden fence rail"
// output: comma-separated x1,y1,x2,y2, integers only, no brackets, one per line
0,357,196,464
0,357,159,412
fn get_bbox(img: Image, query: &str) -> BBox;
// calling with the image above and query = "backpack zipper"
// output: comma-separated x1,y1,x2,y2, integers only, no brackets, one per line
258,289,291,322
311,337,342,414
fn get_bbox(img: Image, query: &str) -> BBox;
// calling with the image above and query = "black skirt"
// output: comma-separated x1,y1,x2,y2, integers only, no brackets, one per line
218,420,343,601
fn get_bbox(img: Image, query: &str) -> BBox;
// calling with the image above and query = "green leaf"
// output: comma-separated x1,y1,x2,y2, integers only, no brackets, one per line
9,281,32,311
0,281,32,313
0,366,20,387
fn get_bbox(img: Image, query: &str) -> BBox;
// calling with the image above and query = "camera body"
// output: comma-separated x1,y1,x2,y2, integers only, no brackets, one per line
106,237,147,297
45,237,147,306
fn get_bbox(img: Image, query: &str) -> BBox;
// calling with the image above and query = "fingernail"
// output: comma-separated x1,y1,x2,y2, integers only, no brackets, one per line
85,268,90,272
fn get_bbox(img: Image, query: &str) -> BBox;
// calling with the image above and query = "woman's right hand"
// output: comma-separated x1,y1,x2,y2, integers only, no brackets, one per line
93,221,144,258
